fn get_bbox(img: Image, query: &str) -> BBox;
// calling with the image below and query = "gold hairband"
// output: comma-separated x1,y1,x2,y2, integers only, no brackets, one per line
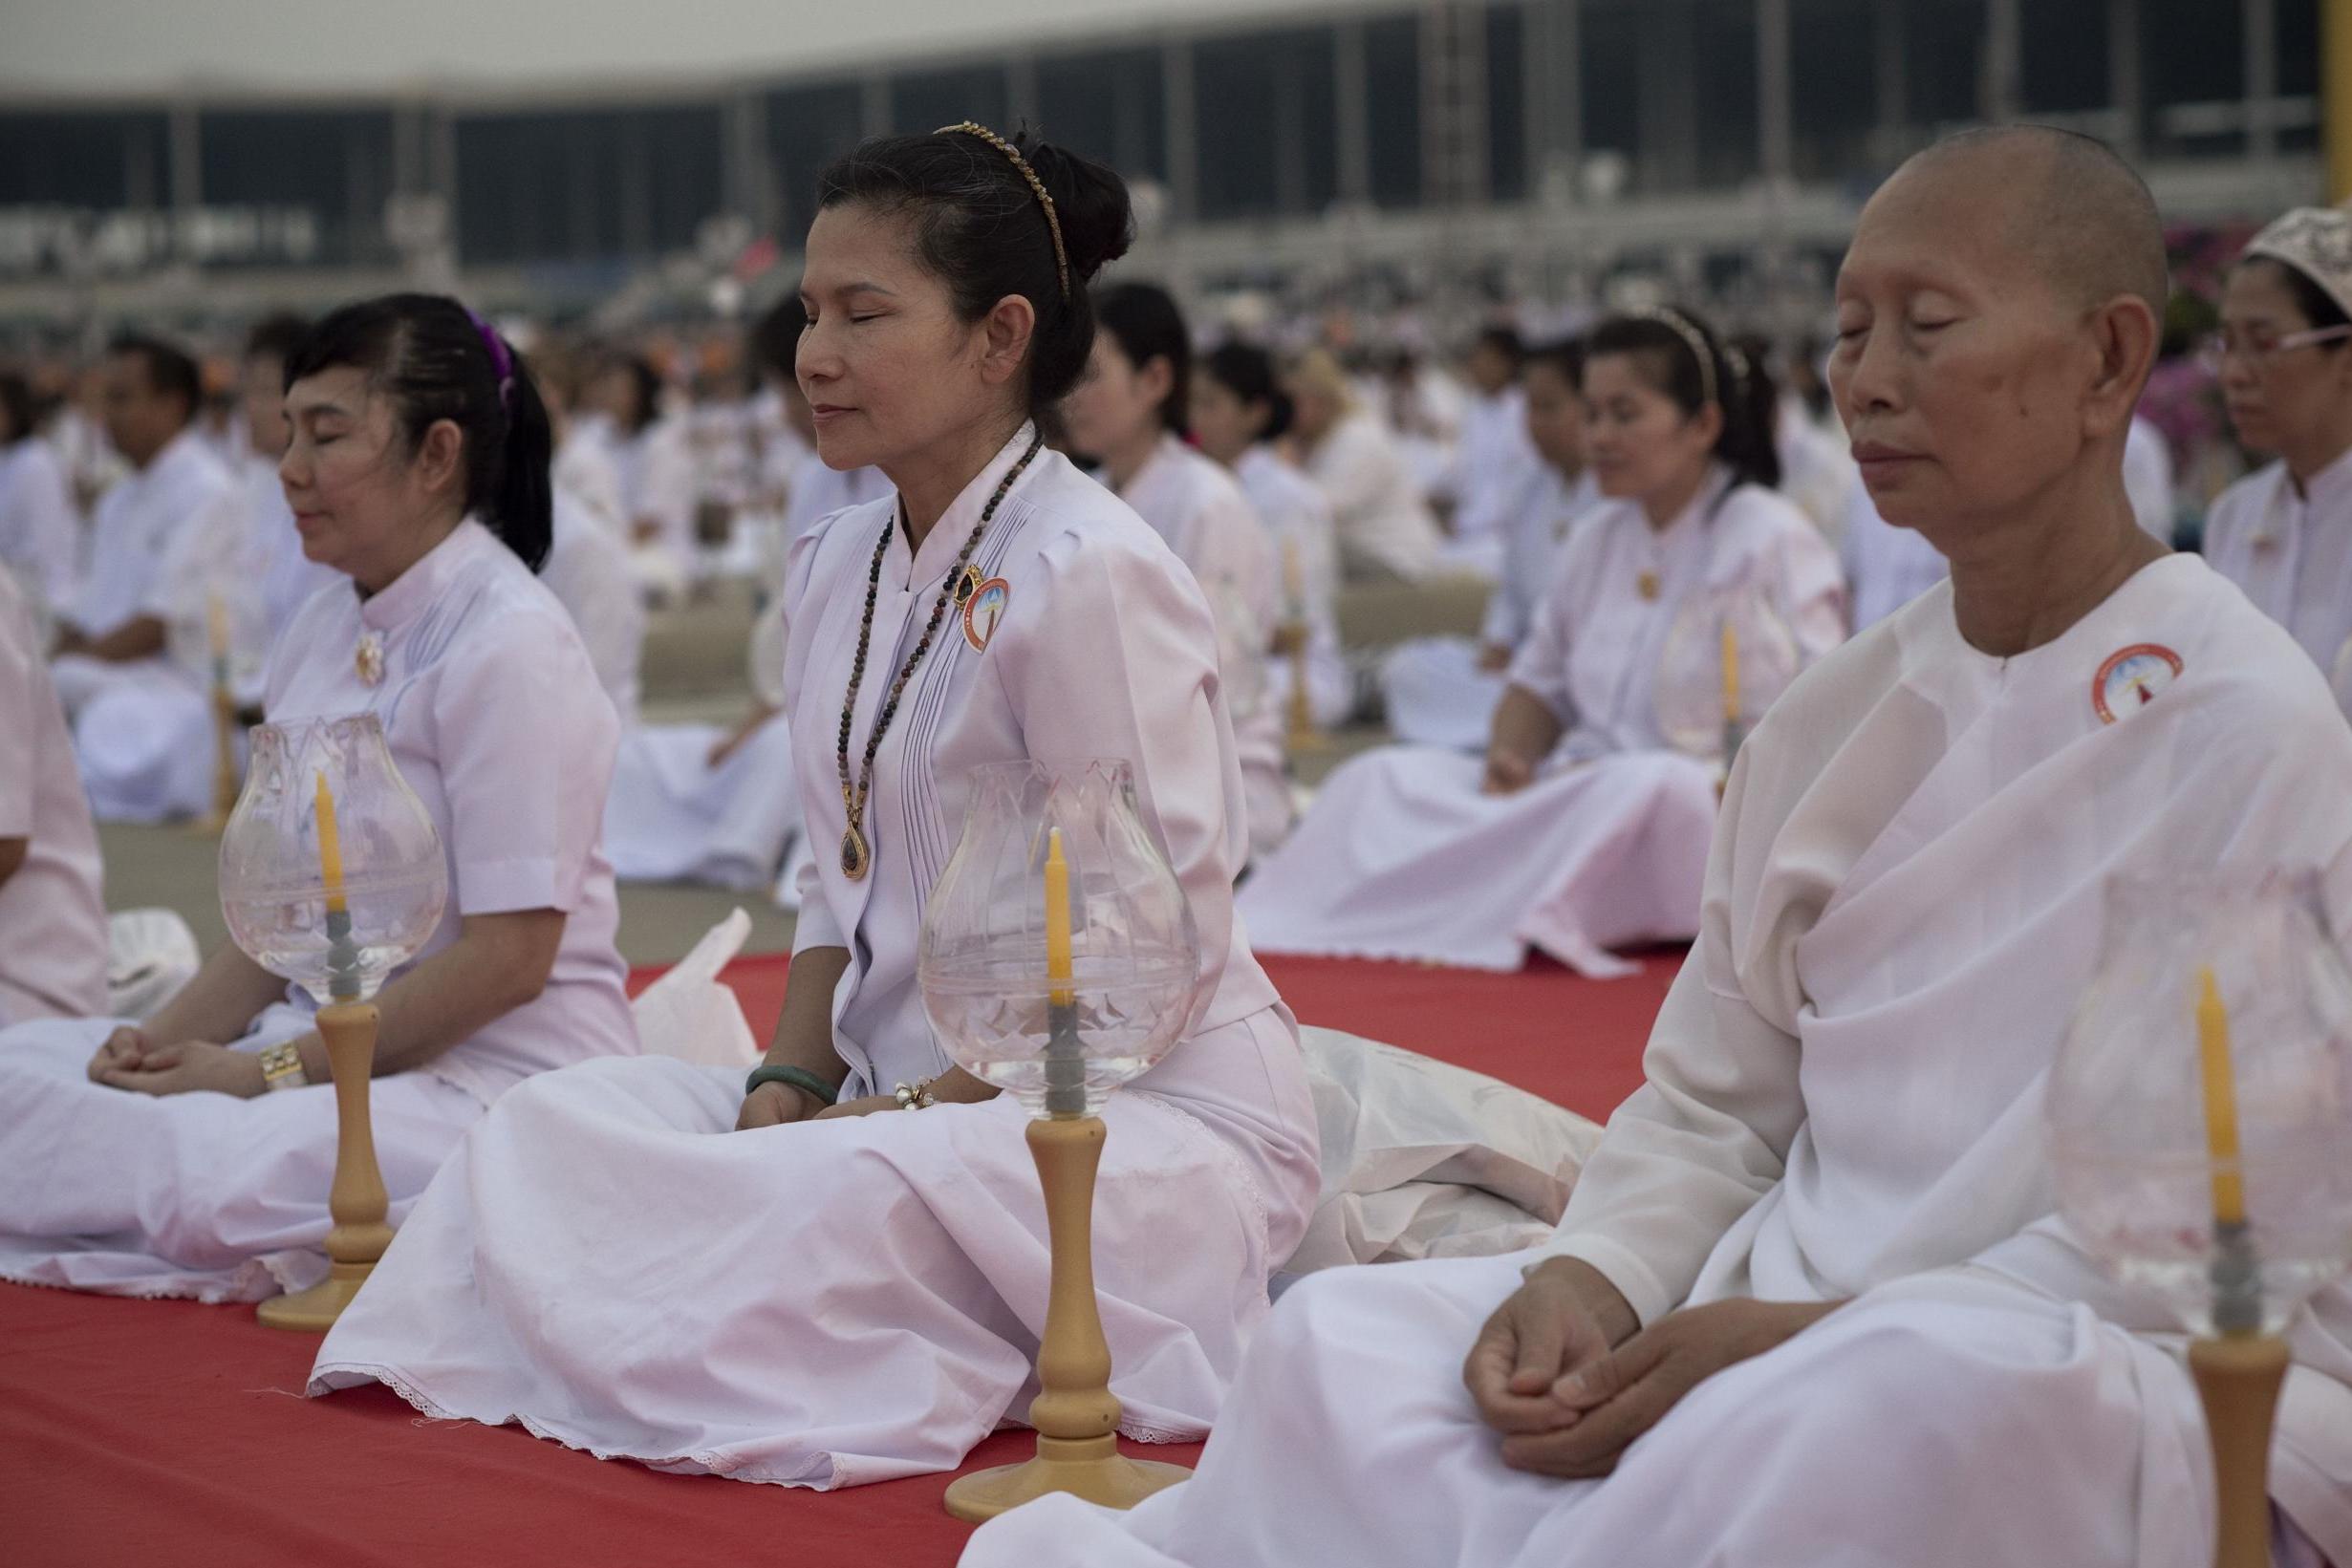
937,120,1071,301
1628,305,1718,410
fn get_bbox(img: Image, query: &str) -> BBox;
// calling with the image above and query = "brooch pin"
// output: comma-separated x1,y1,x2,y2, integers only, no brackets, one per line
355,631,386,687
2091,643,2182,724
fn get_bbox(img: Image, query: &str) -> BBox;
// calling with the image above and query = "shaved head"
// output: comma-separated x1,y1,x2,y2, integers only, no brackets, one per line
1894,125,2168,320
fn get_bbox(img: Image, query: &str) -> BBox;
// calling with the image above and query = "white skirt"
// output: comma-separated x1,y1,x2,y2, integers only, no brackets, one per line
960,1257,2309,1568
308,1008,1313,1491
601,717,803,891
1378,638,1505,752
1236,746,1717,977
0,1014,485,1300
53,657,217,824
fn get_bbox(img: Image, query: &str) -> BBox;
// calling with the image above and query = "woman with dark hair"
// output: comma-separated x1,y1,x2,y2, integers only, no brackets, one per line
1236,306,1845,977
0,292,638,1303
0,371,78,612
309,126,1318,1493
1193,340,1350,731
2203,207,2352,711
1064,282,1289,855
586,349,696,600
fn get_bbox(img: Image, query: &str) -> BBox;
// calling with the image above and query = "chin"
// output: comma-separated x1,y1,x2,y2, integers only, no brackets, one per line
812,424,880,473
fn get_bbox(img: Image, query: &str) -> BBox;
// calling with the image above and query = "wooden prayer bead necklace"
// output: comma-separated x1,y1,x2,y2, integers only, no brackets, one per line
834,436,1044,881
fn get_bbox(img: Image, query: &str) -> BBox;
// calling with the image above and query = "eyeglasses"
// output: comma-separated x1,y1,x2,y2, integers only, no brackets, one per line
2199,324,2352,374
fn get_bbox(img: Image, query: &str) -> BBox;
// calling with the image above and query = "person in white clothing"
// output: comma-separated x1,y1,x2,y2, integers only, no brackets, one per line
1287,348,1446,583
589,353,697,601
541,490,646,727
1382,340,1602,750
2124,413,2177,544
1064,282,1290,859
961,126,2352,1568
0,292,637,1302
0,560,106,1026
1192,341,1352,730
2203,206,2352,713
536,342,629,539
306,124,1318,1493
239,314,345,655
0,373,79,613
1437,326,1544,576
51,334,248,823
1239,309,1844,978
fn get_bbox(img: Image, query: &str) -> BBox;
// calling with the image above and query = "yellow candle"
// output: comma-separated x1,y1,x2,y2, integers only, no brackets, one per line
315,770,349,917
1045,827,1073,1007
1721,620,1741,725
206,591,228,661
2196,965,2248,1228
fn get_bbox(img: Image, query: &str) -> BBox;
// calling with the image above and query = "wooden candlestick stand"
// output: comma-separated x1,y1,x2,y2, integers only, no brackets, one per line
256,1000,396,1332
943,1114,1193,1522
2190,1334,2290,1568
1284,630,1325,755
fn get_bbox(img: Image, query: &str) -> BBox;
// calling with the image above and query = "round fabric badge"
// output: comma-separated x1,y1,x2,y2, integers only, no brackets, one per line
2091,643,2183,724
962,578,1010,653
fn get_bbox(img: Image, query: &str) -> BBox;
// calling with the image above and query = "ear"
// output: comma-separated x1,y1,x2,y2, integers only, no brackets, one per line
1135,354,1176,413
976,294,1039,390
2082,294,2160,439
413,418,467,499
1688,399,1726,451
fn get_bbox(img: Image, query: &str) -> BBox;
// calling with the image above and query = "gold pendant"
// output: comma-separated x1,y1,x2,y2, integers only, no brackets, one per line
355,631,386,685
840,823,870,880
1637,571,1660,602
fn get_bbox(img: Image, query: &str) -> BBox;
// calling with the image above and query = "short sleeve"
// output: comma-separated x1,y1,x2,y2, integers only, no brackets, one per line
429,612,620,916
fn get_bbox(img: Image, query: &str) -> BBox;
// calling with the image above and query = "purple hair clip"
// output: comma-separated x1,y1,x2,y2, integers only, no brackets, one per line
464,308,516,410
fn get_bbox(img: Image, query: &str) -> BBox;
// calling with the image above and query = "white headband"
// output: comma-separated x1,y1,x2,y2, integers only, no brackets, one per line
2244,206,2352,324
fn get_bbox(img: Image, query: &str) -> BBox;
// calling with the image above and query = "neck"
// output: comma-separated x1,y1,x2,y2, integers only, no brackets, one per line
1943,474,2168,658
888,410,1026,550
1105,427,1166,493
356,510,464,596
1550,453,1586,486
2281,423,2352,493
1640,463,1711,530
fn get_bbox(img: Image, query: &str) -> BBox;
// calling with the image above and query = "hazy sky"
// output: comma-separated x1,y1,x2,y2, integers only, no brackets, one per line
1,0,1367,97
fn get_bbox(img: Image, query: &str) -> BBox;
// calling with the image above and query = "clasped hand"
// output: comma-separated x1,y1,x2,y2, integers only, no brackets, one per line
1462,1259,1837,1478
87,1028,266,1098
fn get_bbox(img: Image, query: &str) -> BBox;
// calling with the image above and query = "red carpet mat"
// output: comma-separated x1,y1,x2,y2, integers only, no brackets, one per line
4,950,1677,1567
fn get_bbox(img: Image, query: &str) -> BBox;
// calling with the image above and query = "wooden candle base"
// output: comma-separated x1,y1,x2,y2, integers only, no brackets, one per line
196,684,241,834
2189,1333,2290,1568
257,1000,394,1333
943,1114,1194,1523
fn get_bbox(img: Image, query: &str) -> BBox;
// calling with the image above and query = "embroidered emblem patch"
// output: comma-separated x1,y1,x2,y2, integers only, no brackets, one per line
2092,643,2183,724
962,577,1010,653
953,564,983,607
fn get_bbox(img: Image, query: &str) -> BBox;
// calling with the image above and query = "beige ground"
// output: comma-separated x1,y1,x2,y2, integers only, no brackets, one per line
102,572,1477,969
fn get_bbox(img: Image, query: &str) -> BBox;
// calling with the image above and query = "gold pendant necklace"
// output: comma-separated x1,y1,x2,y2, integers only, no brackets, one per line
835,437,1043,880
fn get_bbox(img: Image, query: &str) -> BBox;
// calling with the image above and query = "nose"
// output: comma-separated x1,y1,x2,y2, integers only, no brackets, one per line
1833,326,1901,427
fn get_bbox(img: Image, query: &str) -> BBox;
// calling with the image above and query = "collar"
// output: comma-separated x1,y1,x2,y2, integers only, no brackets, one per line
358,518,497,634
1642,462,1734,547
889,421,1043,588
2292,442,2352,512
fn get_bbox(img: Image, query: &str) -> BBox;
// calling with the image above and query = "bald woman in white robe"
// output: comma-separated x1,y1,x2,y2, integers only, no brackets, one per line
962,128,2351,1568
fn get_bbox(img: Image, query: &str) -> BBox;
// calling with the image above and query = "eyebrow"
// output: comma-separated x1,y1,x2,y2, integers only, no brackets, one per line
292,401,355,422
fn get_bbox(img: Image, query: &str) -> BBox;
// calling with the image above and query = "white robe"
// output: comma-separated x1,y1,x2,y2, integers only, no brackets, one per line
0,435,80,610
1119,435,1291,859
541,493,646,728
1382,465,1600,751
2126,414,2179,544
1440,386,1543,576
307,427,1320,1488
1305,411,1447,583
1235,446,1351,731
53,427,247,823
0,562,106,1025
2204,445,2352,713
1777,411,1861,542
1841,480,1952,633
1241,473,1845,977
552,430,627,538
0,518,637,1300
606,417,699,597
964,552,2352,1568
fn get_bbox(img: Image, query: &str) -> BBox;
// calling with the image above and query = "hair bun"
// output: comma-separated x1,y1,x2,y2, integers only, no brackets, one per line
1019,136,1134,286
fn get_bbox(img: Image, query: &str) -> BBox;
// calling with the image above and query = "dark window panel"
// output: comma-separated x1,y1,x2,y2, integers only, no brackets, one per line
0,111,168,208
890,67,1007,139
2278,0,2319,151
198,109,397,266
2020,0,2109,114
1487,3,1526,202
1036,47,1167,183
1580,2,1641,160
766,83,864,242
1693,0,1759,189
1788,0,1878,183
1196,28,1338,220
1906,0,1983,129
637,105,726,254
1365,13,1422,207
